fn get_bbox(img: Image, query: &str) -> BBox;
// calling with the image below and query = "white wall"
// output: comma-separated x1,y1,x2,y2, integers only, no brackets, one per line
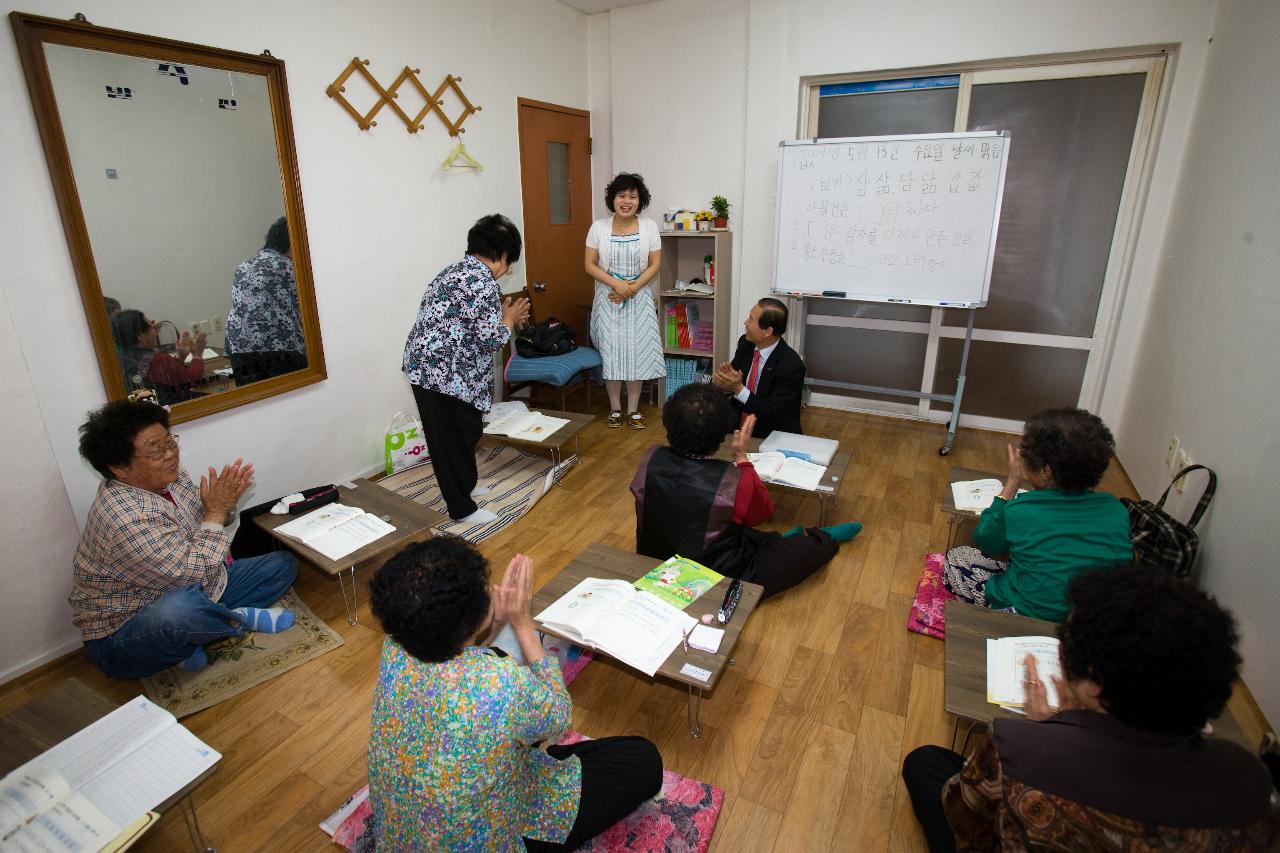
0,0,588,681
1117,0,1280,720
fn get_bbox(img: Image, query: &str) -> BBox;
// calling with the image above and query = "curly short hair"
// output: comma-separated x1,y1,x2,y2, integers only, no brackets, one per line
604,173,651,213
466,213,523,265
1019,408,1115,493
663,383,738,457
369,537,491,663
1058,567,1240,736
110,309,148,350
79,399,170,479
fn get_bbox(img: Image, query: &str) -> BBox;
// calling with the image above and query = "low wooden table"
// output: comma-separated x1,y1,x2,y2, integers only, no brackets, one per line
0,679,216,851
940,465,1001,551
715,437,853,525
532,543,763,738
254,478,446,625
943,601,1250,751
481,409,594,471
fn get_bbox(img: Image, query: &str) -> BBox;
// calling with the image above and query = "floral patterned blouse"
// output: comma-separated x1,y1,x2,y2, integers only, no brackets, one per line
367,639,581,852
225,248,305,355
402,254,510,413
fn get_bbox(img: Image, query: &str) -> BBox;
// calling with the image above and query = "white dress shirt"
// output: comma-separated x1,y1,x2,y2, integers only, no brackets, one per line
735,340,779,404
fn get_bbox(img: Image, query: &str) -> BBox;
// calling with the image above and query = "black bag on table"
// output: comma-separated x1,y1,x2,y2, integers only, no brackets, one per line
1120,464,1216,581
515,317,577,358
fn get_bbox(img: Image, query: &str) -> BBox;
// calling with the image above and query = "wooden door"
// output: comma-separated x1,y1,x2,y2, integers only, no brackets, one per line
517,99,593,338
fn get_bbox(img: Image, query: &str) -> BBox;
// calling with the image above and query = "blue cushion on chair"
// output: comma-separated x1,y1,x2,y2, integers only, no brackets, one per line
505,347,602,387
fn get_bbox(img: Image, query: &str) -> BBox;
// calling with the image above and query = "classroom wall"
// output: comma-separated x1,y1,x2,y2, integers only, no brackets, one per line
0,0,588,682
1116,0,1280,720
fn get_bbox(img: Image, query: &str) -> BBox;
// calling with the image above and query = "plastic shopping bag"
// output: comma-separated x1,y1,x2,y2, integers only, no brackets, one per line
384,411,428,475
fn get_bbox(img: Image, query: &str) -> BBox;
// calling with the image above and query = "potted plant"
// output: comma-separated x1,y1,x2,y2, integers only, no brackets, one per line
710,195,731,230
694,210,714,232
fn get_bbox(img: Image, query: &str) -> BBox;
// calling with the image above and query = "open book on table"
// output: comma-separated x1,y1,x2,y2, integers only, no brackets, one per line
535,578,697,677
483,411,571,443
747,451,827,491
481,409,568,440
986,635,1062,711
951,479,1027,513
0,697,219,852
274,503,396,561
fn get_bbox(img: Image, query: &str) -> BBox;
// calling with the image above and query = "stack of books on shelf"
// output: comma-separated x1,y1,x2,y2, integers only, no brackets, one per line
665,302,712,353
664,356,705,400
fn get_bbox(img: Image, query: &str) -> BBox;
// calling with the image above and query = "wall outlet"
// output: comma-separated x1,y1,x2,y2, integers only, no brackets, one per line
199,319,213,333
189,322,200,335
1165,436,1181,473
212,316,223,332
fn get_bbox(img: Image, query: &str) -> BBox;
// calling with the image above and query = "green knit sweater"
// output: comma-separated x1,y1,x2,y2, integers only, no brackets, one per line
975,489,1133,621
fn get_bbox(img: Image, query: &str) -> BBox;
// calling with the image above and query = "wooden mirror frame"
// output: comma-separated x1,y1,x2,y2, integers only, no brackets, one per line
10,12,326,423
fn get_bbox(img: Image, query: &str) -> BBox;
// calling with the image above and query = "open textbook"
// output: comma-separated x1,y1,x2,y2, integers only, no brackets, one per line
535,578,697,677
0,697,219,852
483,411,570,443
274,503,396,561
747,451,826,491
986,635,1062,711
950,479,1027,513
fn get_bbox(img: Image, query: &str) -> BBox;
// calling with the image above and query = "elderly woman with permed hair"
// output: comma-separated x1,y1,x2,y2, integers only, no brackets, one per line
366,537,662,852
585,173,666,430
943,407,1134,621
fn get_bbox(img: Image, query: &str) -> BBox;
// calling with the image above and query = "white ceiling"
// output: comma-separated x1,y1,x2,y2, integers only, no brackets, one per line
556,0,663,14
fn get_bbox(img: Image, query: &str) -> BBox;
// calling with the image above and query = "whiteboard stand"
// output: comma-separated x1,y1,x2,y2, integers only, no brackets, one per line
807,306,975,456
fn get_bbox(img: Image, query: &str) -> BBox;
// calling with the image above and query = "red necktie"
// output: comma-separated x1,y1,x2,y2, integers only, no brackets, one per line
746,350,761,394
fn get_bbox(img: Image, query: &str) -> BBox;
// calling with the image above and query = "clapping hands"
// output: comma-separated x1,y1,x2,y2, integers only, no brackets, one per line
491,553,535,631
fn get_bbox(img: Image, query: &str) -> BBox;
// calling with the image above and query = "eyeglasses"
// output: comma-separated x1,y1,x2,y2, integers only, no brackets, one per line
136,433,180,461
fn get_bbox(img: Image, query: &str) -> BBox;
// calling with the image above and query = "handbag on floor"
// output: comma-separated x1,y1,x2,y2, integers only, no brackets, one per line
1121,464,1216,581
384,411,428,475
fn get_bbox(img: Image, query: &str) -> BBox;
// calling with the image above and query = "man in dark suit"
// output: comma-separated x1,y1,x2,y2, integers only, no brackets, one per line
712,298,804,438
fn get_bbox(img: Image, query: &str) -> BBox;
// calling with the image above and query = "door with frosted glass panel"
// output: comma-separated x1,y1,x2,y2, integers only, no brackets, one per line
805,58,1164,430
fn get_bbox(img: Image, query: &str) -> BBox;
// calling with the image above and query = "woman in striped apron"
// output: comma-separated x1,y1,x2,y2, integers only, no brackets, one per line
585,173,666,429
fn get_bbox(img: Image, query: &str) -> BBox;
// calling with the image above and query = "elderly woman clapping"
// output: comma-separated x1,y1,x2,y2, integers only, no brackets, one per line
367,537,662,852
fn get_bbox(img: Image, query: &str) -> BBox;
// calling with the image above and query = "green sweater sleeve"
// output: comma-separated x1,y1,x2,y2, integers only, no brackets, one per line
973,496,1011,556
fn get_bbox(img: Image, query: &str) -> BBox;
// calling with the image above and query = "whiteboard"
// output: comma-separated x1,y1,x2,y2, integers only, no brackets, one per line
771,131,1011,307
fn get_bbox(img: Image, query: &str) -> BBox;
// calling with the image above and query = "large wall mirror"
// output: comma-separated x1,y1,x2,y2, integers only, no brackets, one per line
11,12,325,422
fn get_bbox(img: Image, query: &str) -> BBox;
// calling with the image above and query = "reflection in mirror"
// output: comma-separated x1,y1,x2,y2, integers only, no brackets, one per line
12,12,325,423
44,44,303,403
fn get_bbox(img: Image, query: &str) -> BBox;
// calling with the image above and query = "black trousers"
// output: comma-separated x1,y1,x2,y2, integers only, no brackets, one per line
902,745,966,853
523,736,663,852
411,384,483,520
753,529,839,598
228,350,306,385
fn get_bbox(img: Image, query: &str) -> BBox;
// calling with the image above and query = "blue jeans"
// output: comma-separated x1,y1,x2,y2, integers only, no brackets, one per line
84,551,298,680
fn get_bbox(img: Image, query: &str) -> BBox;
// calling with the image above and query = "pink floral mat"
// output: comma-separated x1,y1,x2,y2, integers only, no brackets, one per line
906,553,955,639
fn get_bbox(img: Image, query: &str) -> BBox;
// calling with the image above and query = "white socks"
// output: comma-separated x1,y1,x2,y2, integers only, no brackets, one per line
457,507,498,524
470,485,491,498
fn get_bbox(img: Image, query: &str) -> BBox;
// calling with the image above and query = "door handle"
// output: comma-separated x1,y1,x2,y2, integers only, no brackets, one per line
533,282,548,292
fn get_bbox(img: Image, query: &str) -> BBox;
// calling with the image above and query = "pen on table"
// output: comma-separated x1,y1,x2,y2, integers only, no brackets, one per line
681,626,691,654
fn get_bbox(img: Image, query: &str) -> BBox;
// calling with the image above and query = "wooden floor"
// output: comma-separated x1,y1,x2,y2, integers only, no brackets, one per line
2,401,1270,852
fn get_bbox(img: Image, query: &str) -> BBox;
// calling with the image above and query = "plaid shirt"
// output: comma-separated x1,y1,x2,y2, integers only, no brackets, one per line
70,469,229,640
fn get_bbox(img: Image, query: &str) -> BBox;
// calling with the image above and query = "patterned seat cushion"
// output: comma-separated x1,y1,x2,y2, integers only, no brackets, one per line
504,347,601,387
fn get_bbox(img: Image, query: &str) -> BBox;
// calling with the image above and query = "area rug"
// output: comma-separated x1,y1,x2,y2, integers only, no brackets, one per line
321,731,725,853
379,445,574,543
140,588,344,718
906,553,955,639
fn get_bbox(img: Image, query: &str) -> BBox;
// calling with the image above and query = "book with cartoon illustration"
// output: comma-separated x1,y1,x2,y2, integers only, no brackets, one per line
631,555,724,610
